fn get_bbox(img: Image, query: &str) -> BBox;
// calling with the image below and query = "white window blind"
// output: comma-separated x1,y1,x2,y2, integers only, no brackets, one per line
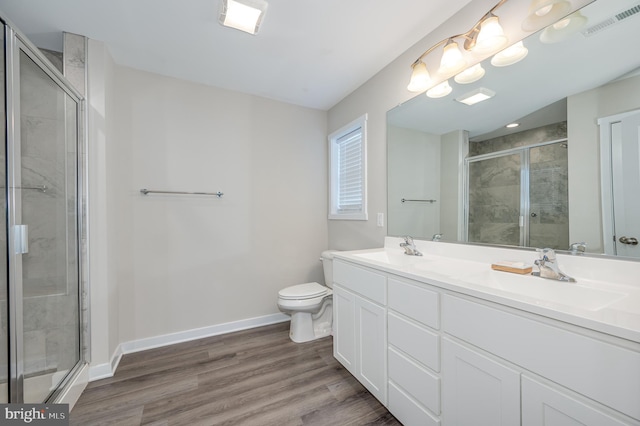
328,114,367,220
337,128,363,213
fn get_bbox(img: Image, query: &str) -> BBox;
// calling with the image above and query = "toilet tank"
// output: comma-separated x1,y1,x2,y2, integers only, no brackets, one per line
321,250,337,288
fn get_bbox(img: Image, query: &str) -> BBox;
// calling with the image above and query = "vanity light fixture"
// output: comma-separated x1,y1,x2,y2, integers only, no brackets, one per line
539,11,588,43
426,80,453,99
491,41,529,67
455,63,486,84
473,14,509,54
455,87,496,106
522,0,572,31
219,0,268,35
439,39,468,75
407,61,432,93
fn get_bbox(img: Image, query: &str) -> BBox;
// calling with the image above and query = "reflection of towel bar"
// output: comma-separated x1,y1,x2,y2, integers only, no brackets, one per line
401,198,436,203
1,185,47,193
140,189,224,197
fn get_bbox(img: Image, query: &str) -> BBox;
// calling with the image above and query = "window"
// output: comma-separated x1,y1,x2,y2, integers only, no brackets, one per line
328,114,367,220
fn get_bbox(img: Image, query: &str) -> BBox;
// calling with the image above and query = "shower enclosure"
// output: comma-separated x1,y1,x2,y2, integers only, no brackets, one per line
0,19,87,403
465,130,569,250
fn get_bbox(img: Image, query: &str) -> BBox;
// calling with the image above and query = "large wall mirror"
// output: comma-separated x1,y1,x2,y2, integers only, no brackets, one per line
387,0,640,259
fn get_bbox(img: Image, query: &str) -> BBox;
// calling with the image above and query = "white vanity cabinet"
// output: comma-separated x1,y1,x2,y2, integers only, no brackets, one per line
332,251,640,426
442,294,640,426
387,277,442,426
333,260,387,405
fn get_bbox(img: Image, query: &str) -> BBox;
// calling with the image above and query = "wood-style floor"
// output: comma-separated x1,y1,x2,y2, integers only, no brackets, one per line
71,322,401,426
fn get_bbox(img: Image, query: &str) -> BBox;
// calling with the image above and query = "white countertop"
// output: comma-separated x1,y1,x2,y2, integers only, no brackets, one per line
333,237,640,344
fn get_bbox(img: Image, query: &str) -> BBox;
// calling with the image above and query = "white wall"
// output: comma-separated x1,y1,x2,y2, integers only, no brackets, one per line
387,126,440,238
87,39,119,372
111,66,328,343
567,74,640,253
327,0,496,250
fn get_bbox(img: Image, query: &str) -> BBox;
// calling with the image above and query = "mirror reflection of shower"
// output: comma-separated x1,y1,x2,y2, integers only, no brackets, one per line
465,122,569,249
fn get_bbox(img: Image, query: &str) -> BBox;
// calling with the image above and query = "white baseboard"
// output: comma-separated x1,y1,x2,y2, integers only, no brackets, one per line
89,313,289,381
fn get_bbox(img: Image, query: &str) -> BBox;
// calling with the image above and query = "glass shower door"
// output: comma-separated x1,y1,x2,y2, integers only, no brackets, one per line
10,42,81,403
0,25,8,404
467,152,523,246
528,143,569,249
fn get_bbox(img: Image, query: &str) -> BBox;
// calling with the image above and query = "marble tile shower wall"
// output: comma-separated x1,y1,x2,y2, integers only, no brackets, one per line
468,122,569,249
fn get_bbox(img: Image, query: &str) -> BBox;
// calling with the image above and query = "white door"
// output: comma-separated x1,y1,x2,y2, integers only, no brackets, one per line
333,285,356,375
611,111,640,258
356,296,387,405
442,338,520,426
600,109,640,258
522,376,629,426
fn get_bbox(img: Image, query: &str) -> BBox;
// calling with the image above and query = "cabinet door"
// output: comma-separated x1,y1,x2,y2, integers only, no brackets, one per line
522,376,632,426
356,295,387,404
442,338,520,426
333,285,356,375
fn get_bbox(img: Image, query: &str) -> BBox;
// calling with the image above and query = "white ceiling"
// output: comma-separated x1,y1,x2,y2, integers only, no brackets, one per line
0,0,473,110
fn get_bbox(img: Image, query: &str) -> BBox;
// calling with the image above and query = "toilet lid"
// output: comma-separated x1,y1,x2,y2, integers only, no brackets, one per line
279,282,328,300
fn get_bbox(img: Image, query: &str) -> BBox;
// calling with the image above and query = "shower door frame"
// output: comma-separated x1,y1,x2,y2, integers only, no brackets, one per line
4,23,88,403
463,138,568,248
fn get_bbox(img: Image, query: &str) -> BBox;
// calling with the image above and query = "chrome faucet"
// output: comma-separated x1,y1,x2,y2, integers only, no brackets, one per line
400,236,422,256
432,233,443,242
532,248,576,282
569,242,587,255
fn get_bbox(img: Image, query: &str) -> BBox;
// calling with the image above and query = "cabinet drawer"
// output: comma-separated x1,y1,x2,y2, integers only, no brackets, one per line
333,260,386,304
443,294,640,421
388,277,439,329
388,312,439,372
389,347,440,415
389,382,440,426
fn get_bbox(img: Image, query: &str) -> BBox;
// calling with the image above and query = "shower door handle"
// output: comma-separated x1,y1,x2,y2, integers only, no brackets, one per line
13,224,29,254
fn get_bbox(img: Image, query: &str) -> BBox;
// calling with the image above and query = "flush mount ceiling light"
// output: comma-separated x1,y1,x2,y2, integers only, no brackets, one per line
539,11,588,43
506,122,520,128
454,63,486,84
407,61,432,93
455,87,496,106
491,41,529,67
219,0,268,35
426,80,453,99
521,0,572,31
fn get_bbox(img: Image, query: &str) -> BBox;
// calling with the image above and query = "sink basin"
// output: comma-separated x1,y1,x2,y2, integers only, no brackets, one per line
454,270,627,311
352,251,425,266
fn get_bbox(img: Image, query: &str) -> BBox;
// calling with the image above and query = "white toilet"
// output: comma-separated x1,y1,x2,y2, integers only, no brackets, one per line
277,250,335,343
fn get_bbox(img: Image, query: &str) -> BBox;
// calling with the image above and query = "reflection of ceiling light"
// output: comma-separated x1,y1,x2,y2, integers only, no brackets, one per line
426,80,453,99
219,0,268,35
506,122,520,128
522,0,572,31
491,41,529,67
540,11,588,43
407,61,431,93
439,40,467,75
455,87,496,106
474,14,509,54
455,63,486,84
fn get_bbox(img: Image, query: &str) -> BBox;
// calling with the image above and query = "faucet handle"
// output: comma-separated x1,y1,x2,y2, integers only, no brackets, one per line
570,242,587,254
536,247,556,261
403,235,414,244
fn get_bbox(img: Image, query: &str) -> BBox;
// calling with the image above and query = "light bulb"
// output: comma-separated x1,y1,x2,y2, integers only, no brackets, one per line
439,40,467,75
407,61,431,92
474,15,508,54
426,80,452,99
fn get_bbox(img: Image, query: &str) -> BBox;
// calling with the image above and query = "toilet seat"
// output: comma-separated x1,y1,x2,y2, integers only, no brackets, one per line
278,282,328,300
